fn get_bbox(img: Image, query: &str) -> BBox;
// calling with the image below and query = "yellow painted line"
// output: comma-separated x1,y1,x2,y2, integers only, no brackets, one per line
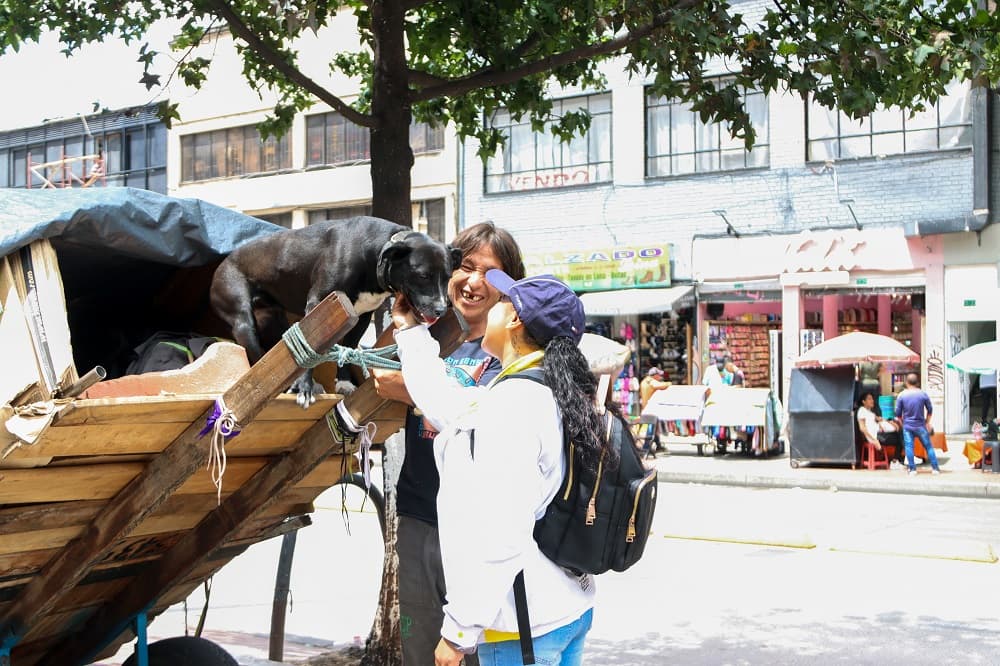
662,532,816,550
828,538,998,564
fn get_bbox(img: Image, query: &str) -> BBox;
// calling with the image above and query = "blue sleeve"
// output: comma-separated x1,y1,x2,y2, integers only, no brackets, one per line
924,394,932,415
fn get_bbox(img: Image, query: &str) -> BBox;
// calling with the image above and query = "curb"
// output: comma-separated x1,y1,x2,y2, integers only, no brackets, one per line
656,470,1000,500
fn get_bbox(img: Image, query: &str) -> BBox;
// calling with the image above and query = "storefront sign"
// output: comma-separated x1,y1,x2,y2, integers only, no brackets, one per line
964,299,977,307
523,245,671,292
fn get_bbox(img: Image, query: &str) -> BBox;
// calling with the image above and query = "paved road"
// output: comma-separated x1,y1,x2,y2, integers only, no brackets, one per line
99,479,1000,665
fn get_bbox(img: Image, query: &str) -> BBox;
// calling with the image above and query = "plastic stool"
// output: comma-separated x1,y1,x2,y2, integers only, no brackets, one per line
983,441,1000,473
861,440,890,470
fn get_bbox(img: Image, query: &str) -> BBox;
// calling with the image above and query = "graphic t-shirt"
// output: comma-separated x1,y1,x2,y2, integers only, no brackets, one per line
396,337,499,525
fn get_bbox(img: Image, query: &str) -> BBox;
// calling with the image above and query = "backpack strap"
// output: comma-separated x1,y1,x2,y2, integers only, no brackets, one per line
513,570,535,664
494,365,548,664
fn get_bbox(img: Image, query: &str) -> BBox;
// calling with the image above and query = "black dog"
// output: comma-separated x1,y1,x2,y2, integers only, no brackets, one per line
210,216,461,405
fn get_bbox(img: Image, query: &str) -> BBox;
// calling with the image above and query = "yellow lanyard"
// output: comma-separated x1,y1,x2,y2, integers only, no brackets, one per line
487,350,545,388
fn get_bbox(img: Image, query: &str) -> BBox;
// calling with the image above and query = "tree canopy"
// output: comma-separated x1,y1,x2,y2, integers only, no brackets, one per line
1,1,997,223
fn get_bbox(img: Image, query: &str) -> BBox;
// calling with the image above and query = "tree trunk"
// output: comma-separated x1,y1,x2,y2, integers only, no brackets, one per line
369,0,414,227
362,6,409,663
360,446,402,666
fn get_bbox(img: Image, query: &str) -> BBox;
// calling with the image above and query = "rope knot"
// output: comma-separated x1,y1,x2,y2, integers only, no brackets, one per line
198,398,241,505
282,322,401,377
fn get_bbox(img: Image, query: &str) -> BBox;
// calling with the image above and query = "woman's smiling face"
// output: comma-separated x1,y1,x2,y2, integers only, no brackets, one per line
448,245,503,334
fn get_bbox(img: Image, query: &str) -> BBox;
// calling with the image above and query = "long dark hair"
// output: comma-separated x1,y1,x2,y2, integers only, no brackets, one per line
542,336,619,473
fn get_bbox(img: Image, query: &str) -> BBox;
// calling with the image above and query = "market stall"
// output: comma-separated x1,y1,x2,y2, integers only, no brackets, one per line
642,384,711,455
700,385,784,457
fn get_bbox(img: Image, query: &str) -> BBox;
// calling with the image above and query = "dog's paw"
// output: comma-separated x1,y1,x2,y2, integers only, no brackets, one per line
290,375,325,408
334,379,358,396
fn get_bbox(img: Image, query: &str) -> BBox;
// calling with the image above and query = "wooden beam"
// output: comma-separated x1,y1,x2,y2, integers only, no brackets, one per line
0,291,357,650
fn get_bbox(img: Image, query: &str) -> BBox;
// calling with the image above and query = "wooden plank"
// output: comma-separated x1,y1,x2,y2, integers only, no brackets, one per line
1,291,357,654
4,418,320,461
52,393,340,427
44,415,359,664
0,462,144,503
0,489,314,538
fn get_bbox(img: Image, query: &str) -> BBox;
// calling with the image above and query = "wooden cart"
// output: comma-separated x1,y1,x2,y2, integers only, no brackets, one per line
0,292,374,664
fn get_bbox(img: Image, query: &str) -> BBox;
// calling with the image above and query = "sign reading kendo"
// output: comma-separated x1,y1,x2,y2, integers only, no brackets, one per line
523,246,671,292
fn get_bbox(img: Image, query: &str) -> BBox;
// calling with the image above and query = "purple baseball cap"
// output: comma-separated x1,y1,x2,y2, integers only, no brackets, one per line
485,270,585,346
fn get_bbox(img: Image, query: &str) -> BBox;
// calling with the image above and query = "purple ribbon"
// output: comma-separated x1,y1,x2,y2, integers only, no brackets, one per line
198,399,242,441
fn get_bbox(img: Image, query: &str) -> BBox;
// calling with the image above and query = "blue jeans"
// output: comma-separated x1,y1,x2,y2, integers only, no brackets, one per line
477,608,593,666
902,426,940,472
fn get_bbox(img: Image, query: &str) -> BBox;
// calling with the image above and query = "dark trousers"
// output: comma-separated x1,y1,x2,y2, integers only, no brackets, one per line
982,386,997,423
397,515,479,666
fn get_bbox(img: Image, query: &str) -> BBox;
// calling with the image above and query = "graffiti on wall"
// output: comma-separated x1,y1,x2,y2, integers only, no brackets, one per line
926,345,945,398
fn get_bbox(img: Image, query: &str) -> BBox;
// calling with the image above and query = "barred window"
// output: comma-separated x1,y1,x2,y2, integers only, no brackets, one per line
0,119,166,193
646,80,769,177
307,204,373,226
485,93,613,193
807,79,972,160
306,113,444,167
180,124,291,182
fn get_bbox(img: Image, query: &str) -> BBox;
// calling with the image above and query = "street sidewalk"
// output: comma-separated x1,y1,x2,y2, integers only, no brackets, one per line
651,432,1000,499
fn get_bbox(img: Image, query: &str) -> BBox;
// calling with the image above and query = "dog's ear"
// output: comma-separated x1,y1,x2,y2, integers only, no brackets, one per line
448,246,463,271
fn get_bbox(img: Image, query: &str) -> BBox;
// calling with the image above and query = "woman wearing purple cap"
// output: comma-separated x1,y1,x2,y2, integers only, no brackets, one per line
391,270,613,666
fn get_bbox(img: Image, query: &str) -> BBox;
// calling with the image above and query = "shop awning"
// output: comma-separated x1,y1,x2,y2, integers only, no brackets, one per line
580,285,693,317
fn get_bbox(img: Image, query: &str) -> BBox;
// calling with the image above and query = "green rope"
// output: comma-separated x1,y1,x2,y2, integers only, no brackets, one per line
282,322,401,378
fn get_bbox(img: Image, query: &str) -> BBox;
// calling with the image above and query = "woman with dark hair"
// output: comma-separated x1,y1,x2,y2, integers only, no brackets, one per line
391,270,609,666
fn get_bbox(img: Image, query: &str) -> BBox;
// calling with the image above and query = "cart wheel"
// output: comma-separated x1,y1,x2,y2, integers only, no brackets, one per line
789,459,800,469
696,442,709,456
122,636,238,666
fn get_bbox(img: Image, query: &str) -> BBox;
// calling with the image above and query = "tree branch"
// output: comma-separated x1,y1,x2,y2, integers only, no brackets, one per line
402,0,434,10
411,4,695,102
205,0,374,127
407,68,449,88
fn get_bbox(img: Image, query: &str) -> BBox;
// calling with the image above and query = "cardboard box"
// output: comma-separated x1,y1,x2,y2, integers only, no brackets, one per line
3,240,78,402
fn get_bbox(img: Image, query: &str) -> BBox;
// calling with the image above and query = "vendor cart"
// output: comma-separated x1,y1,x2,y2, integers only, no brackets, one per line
700,386,784,457
641,385,712,455
0,189,453,665
786,366,857,468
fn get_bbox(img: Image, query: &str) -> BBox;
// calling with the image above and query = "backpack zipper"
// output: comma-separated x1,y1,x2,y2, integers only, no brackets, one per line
626,469,657,542
585,415,614,525
563,442,575,501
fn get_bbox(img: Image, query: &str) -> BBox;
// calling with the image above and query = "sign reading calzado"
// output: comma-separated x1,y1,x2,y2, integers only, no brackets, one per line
524,246,671,292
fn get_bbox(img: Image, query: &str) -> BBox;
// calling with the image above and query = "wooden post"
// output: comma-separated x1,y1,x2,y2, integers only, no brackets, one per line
0,291,357,656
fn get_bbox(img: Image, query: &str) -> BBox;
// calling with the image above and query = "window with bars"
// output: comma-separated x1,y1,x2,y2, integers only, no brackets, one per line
0,122,166,192
180,124,291,182
305,113,444,167
485,93,613,193
256,212,294,228
807,79,972,160
645,80,769,177
307,204,374,226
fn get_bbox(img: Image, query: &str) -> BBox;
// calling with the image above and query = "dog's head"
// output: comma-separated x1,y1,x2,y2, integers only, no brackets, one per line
378,231,462,325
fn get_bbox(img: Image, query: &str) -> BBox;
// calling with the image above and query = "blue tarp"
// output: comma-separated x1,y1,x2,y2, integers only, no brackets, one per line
0,187,281,264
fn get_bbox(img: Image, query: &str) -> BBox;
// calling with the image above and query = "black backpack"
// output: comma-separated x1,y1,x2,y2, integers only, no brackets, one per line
494,368,658,663
497,368,657,575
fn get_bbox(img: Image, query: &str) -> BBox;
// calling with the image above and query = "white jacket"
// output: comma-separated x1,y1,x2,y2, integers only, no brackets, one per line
395,325,595,651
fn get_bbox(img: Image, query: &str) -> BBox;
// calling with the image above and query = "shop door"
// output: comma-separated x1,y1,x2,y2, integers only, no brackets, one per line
945,322,970,434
